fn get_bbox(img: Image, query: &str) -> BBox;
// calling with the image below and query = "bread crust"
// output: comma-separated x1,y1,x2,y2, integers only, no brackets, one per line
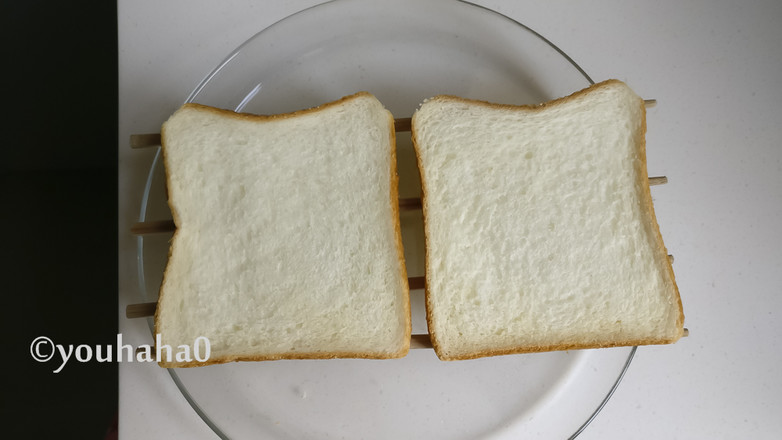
409,113,436,357
432,337,683,362
387,110,413,358
170,91,378,123
412,79,684,361
155,92,411,367
159,350,406,369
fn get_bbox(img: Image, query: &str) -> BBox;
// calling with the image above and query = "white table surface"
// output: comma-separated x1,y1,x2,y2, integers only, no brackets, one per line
118,1,782,438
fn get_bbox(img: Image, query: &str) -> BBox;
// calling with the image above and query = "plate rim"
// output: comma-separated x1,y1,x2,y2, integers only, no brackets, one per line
136,1,635,438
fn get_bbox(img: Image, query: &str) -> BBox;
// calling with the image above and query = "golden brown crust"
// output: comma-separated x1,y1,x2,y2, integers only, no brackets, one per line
410,110,443,357
412,79,685,361
387,111,413,357
160,348,408,369
633,102,686,337
436,336,683,362
423,78,628,113
153,120,179,344
176,91,378,123
155,92,411,367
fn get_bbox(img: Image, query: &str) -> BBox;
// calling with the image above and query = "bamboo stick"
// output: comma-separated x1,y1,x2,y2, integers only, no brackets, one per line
131,177,667,235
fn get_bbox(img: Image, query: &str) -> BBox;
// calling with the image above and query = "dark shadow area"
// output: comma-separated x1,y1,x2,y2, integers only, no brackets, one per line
1,1,118,438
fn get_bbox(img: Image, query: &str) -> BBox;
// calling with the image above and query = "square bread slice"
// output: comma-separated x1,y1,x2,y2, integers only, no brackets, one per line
155,92,410,367
411,80,684,361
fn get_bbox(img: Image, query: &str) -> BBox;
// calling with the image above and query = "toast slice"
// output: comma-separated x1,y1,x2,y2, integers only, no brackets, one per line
155,93,410,367
411,80,684,361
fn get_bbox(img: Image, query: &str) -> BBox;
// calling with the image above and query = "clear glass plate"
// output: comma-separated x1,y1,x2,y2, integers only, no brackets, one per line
137,0,636,438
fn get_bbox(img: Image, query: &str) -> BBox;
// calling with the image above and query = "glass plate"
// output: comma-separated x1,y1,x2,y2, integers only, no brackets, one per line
137,0,636,438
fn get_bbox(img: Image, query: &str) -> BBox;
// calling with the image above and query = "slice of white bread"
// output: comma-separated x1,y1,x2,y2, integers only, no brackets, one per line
411,80,684,361
155,92,410,367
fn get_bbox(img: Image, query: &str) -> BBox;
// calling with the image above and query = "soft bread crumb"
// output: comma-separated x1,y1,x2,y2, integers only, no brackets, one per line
412,80,684,361
155,93,411,367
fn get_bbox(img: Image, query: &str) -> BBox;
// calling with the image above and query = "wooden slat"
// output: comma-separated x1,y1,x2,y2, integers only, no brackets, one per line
398,197,422,210
410,334,433,349
649,176,667,185
130,219,175,235
130,133,162,149
126,275,427,319
395,117,411,132
408,276,425,290
131,177,668,235
130,117,415,149
126,302,157,319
